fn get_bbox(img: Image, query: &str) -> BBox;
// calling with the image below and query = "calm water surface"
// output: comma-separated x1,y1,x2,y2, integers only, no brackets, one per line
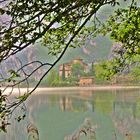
1,88,140,140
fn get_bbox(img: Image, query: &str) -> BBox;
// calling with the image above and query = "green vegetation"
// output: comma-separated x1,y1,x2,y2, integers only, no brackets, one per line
43,69,59,87
130,66,140,83
71,62,85,80
95,61,111,81
99,3,140,75
90,2,140,84
61,64,66,81
90,62,95,76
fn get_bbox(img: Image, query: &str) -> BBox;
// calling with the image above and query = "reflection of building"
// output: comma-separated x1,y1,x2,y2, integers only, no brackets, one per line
59,96,73,111
59,58,88,78
59,95,95,112
79,77,94,86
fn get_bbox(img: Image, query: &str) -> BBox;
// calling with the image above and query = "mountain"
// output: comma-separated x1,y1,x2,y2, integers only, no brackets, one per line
35,35,113,66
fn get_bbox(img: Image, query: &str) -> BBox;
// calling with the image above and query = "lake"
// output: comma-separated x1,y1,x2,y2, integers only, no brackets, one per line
1,88,140,140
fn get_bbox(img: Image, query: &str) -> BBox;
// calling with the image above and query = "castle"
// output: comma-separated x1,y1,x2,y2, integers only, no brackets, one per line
59,58,88,78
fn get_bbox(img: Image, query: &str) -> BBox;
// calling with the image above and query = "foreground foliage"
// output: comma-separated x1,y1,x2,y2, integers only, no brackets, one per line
100,2,140,75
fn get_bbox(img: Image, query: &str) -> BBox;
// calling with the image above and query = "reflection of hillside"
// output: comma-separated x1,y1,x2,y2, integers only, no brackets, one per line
26,90,140,119
27,93,95,113
27,89,140,115
113,90,139,118
113,101,137,118
111,91,140,140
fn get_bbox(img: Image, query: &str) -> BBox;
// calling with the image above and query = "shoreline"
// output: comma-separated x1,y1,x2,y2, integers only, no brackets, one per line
36,85,140,91
1,85,140,95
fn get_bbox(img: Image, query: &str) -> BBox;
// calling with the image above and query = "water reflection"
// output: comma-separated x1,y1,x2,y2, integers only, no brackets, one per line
59,96,73,111
1,89,140,140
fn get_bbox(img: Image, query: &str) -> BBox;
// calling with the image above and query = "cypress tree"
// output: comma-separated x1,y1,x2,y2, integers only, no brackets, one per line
91,62,95,76
62,64,65,81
